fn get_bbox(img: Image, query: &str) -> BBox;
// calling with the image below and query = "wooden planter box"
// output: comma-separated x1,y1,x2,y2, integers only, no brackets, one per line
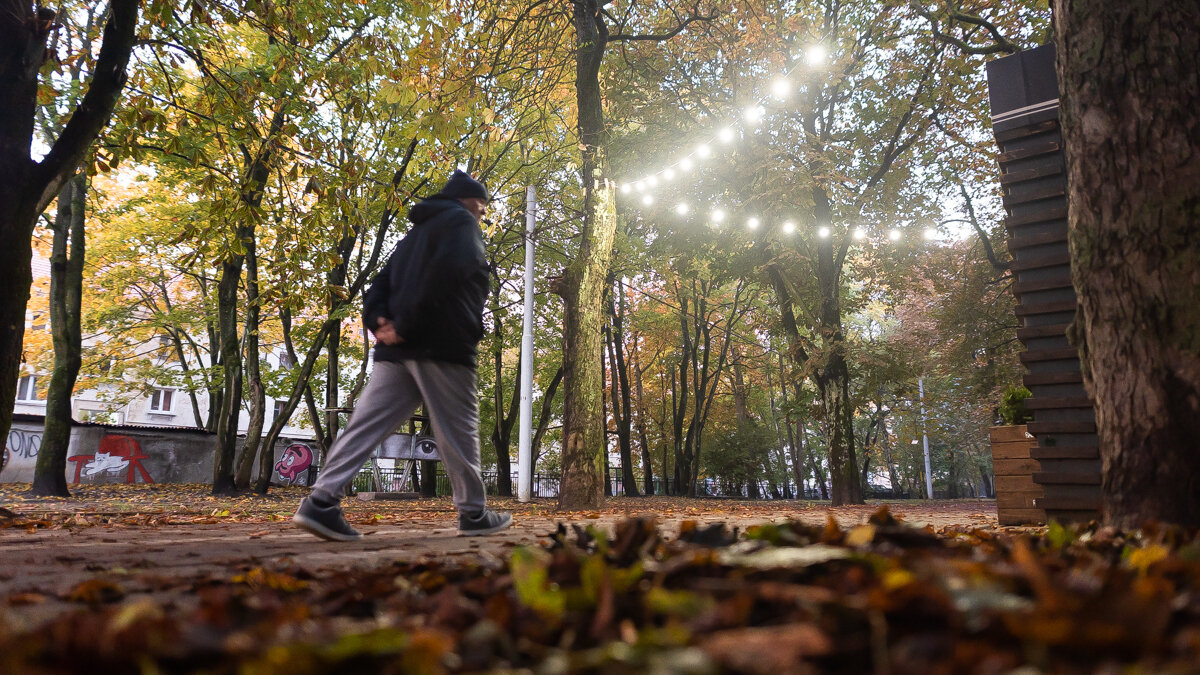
990,425,1045,525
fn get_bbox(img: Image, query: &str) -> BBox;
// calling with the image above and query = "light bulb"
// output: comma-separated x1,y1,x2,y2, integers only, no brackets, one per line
663,168,676,180
744,105,763,124
771,78,791,99
852,228,865,240
620,184,631,194
646,175,658,187
747,217,760,230
718,126,735,143
923,227,937,240
782,221,796,234
696,144,712,158
818,226,831,238
675,202,689,215
642,194,654,206
634,181,645,192
888,229,901,241
712,208,725,223
680,157,694,171
806,44,827,66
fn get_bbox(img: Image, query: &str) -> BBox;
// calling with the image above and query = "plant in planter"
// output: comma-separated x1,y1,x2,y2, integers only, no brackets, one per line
998,385,1033,426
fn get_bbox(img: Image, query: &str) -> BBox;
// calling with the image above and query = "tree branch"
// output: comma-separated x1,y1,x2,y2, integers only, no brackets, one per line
36,0,140,213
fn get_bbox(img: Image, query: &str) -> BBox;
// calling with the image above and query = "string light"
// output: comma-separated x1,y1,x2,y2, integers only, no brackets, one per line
607,40,935,254
805,44,827,66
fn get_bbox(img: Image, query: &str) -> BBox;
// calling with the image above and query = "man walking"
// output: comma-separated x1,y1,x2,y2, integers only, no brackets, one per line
293,170,512,540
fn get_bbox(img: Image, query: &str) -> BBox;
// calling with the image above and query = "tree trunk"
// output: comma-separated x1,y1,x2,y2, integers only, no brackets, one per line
606,281,639,496
490,277,518,497
556,0,617,510
530,365,564,471
1053,1,1200,527
0,0,137,449
32,170,86,497
630,344,655,495
234,239,266,489
211,253,245,495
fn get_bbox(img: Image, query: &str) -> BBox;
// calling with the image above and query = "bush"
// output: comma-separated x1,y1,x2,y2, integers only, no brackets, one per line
998,385,1033,425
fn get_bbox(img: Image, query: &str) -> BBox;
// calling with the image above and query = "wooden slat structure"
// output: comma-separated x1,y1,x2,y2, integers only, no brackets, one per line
989,425,1044,525
986,45,1101,524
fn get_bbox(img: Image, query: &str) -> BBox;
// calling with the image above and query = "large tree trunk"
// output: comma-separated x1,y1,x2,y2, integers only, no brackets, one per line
32,170,86,497
813,187,863,506
556,0,616,510
0,0,137,450
1054,1,1200,527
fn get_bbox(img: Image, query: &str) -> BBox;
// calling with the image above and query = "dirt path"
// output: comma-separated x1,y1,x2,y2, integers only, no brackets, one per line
0,485,1002,627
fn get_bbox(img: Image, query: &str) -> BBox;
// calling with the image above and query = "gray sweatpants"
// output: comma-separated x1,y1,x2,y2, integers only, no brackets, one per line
310,359,486,515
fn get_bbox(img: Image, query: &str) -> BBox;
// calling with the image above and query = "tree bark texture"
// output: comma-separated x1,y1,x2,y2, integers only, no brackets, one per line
32,170,86,497
0,0,137,450
557,0,617,510
1054,0,1200,527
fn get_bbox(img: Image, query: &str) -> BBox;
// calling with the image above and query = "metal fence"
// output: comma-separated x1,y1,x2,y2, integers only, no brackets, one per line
343,464,915,500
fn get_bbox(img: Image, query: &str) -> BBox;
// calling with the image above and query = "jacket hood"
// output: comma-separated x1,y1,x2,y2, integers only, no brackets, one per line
408,197,466,226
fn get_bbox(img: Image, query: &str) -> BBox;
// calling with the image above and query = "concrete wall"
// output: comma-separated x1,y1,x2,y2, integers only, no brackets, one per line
2,415,315,486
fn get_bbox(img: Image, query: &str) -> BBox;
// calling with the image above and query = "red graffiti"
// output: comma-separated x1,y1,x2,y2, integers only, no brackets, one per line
275,443,314,484
68,435,155,484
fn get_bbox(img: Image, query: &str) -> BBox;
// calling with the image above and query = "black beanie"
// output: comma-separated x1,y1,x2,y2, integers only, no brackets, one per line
437,169,490,202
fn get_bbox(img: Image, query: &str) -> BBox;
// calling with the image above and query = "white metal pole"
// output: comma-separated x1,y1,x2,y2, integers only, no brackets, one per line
919,376,933,500
517,186,537,502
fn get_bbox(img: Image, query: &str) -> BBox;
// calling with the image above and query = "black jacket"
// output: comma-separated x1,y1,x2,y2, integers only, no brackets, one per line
362,198,489,367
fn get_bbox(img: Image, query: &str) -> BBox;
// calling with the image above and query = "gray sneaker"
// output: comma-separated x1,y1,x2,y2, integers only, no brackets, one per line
458,509,512,536
293,496,362,541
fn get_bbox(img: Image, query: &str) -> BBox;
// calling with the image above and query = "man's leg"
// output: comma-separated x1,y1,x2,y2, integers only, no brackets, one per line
296,361,420,540
408,360,488,515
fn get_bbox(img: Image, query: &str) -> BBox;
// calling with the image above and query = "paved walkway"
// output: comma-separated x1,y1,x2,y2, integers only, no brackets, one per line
0,488,1000,627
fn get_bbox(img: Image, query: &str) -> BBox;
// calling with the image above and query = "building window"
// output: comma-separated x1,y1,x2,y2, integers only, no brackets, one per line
273,400,290,424
149,388,175,413
16,375,40,402
277,351,295,369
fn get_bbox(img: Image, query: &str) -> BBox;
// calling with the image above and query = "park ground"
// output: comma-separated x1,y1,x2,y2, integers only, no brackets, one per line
0,485,1197,673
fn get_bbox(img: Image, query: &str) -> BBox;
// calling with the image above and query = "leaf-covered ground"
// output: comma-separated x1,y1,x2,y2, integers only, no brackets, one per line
1,485,1197,673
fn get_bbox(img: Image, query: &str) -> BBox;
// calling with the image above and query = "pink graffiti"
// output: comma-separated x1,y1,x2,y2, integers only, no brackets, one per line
275,443,314,484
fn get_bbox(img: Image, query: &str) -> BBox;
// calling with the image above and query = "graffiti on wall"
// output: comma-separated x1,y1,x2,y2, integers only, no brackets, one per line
275,443,314,485
68,435,155,484
7,429,42,460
